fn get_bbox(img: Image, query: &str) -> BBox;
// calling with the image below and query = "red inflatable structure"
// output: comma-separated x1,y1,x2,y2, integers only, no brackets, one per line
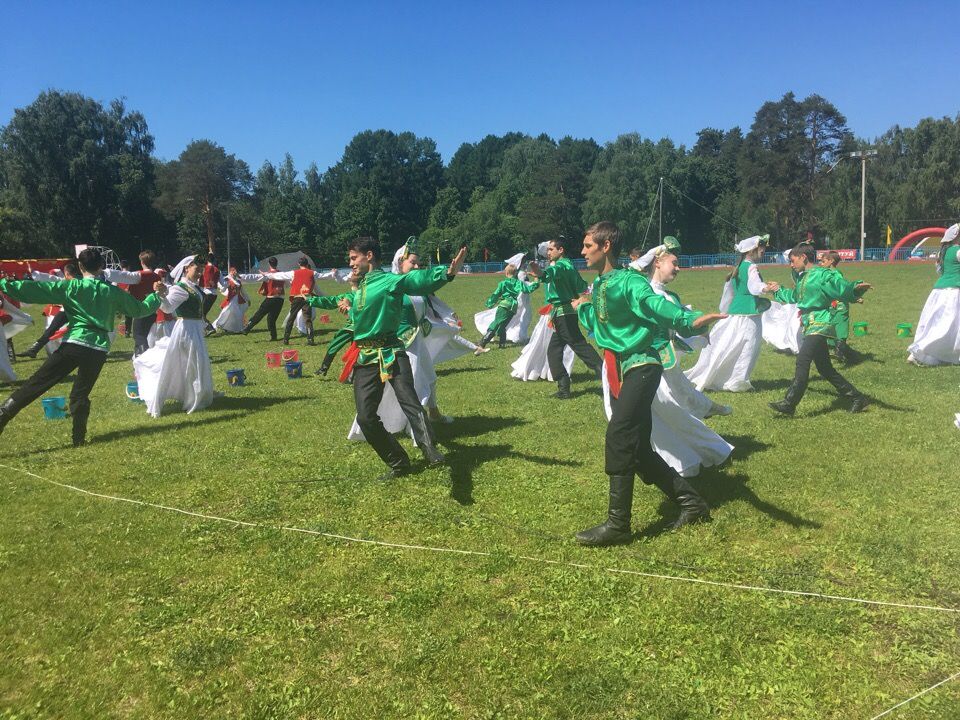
886,227,947,262
0,258,71,278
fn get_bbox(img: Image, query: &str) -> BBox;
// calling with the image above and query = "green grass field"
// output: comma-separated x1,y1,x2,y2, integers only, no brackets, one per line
1,262,959,719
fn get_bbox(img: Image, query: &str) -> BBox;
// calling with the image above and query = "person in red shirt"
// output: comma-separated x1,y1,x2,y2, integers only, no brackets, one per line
240,257,285,341
102,250,162,356
257,256,337,346
200,253,220,332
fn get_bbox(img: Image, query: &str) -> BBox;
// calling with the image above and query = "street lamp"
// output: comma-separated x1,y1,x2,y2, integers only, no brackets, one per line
828,149,877,260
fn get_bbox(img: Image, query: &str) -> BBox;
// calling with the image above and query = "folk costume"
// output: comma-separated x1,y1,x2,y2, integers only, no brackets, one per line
258,266,336,345
575,265,711,546
686,235,770,392
200,260,220,327
211,274,248,334
103,266,162,355
133,258,215,418
907,224,960,366
240,272,286,340
473,253,536,348
0,294,35,382
510,306,575,381
762,255,802,355
0,274,161,445
769,265,869,414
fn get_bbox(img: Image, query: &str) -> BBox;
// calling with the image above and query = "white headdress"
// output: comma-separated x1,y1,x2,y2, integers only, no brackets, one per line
171,254,198,283
735,234,769,254
630,244,666,271
504,252,524,270
941,223,959,244
536,241,550,259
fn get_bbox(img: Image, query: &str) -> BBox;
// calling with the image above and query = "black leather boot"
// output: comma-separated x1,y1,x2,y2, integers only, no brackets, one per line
241,322,253,335
21,341,44,359
553,376,571,400
0,398,19,436
408,411,445,467
575,474,634,546
315,356,332,376
655,474,711,529
70,400,90,447
307,330,315,346
769,382,803,415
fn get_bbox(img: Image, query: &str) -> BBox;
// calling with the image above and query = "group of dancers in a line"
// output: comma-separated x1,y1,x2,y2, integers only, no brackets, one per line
0,220,958,545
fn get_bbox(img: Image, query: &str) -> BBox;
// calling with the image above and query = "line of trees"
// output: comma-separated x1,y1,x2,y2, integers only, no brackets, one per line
1,90,958,265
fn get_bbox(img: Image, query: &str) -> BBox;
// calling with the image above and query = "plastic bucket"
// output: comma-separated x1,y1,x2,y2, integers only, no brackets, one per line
125,381,142,402
282,349,300,363
319,314,331,324
42,396,67,420
266,352,283,368
896,323,913,337
226,368,246,386
853,322,869,336
285,360,303,379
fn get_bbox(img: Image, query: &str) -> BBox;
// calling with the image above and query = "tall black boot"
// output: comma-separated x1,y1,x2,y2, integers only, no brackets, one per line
0,398,19,437
407,411,445,466
553,376,571,400
475,330,495,355
654,474,710,529
307,329,315,346
575,474,634,546
70,400,90,447
832,378,869,413
315,355,333,376
6,340,15,363
21,341,44,359
769,382,804,416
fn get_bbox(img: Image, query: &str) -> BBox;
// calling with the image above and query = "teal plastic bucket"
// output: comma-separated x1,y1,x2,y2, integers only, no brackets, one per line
285,360,303,379
226,368,246,386
42,397,67,420
125,381,142,402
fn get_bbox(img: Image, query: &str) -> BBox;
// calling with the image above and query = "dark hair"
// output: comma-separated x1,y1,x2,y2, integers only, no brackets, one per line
268,257,278,269
139,250,156,267
119,259,130,270
207,253,216,264
63,262,79,278
549,236,568,256
823,250,841,267
298,257,309,267
789,243,817,265
77,248,104,274
349,236,382,261
629,247,644,259
585,221,622,257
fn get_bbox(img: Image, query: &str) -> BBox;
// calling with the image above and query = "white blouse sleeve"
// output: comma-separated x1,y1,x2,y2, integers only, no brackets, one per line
261,271,294,281
746,265,766,296
103,269,145,284
160,284,189,314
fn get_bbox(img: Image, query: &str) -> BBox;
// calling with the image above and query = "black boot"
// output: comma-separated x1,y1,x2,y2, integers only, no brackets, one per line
241,322,253,335
315,356,332,376
575,474,634,546
307,330,315,346
408,411,445,467
769,382,803,416
0,398,19,437
71,401,90,447
834,380,869,413
553,376,571,400
6,340,15,363
655,474,710,529
21,341,43,359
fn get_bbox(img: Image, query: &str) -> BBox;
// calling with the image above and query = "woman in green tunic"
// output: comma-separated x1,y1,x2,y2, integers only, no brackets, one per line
908,222,960,366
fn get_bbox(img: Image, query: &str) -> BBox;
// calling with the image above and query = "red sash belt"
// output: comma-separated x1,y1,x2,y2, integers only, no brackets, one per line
604,349,621,399
339,342,360,383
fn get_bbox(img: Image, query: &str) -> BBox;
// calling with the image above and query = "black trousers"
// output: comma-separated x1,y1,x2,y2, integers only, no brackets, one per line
789,334,860,406
131,314,156,356
246,297,285,340
284,296,313,342
4,343,107,443
605,364,676,485
34,311,69,347
353,352,435,469
548,312,602,382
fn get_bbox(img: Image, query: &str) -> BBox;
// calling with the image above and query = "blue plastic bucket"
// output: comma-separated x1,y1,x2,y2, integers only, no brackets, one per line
285,360,303,379
226,368,246,386
42,396,67,420
125,381,143,402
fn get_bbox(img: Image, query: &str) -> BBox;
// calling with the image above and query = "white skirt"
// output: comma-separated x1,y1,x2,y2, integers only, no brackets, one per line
907,288,960,366
134,318,214,417
762,302,802,355
474,292,532,344
212,296,247,334
147,319,175,348
510,314,574,381
282,305,315,335
602,363,733,478
0,323,15,383
685,314,763,392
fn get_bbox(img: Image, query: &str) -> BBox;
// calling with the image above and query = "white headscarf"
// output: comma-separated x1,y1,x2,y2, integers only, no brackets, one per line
536,241,550,259
504,252,524,271
630,244,666,271
171,254,198,283
735,235,769,254
941,223,959,244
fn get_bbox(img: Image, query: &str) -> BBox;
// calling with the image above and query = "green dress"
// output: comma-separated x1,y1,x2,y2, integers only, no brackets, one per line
484,276,539,335
773,266,864,339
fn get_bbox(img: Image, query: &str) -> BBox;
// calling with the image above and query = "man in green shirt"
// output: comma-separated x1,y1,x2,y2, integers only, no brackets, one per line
307,237,466,480
572,222,725,546
768,244,872,415
527,236,602,399
0,248,162,446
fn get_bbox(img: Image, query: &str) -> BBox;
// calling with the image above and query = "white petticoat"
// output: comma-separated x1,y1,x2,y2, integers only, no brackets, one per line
510,314,574,381
762,302,801,355
147,320,175,348
601,363,733,478
0,323,15,382
685,314,762,392
907,287,960,365
212,294,247,333
134,318,214,417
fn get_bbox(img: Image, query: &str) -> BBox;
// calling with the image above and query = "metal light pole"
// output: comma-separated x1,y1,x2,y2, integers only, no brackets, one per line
849,150,877,260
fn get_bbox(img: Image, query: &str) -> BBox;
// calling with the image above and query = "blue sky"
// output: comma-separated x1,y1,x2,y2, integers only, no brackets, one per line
2,1,957,173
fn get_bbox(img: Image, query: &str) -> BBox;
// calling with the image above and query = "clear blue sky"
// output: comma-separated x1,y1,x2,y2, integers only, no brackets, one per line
3,0,957,173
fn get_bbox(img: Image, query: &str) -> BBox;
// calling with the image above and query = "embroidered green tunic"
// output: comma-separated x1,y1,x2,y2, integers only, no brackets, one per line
577,269,705,375
773,266,864,338
934,245,960,289
0,277,161,352
485,277,539,312
727,260,770,315
541,258,587,317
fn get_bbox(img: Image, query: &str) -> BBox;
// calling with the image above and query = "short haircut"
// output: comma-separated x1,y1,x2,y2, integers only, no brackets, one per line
823,250,841,266
77,248,104,274
629,247,644,259
298,257,309,267
268,257,278,269
139,250,156,267
789,243,816,264
207,253,216,263
119,259,130,270
586,221,622,257
349,236,382,261
63,262,79,278
549,236,569,255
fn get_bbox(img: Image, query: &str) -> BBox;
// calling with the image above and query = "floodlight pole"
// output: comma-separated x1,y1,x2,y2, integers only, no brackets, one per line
849,150,877,261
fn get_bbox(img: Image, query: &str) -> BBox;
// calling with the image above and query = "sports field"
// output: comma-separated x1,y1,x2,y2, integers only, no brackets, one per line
1,262,958,719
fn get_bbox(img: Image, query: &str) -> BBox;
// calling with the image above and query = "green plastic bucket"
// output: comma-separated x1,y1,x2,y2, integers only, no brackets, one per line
896,323,913,337
853,322,869,336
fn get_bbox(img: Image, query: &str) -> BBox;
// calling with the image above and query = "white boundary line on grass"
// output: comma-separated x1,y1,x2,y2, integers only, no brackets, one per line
868,669,960,719
4,462,959,619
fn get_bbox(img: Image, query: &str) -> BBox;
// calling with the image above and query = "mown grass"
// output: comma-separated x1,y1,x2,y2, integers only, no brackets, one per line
1,262,958,719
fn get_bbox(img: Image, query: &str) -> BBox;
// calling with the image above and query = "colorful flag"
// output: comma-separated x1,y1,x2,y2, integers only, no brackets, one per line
886,226,892,246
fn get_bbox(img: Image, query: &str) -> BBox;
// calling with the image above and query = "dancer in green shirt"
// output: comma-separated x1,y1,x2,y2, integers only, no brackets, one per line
475,264,539,352
0,248,162,446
